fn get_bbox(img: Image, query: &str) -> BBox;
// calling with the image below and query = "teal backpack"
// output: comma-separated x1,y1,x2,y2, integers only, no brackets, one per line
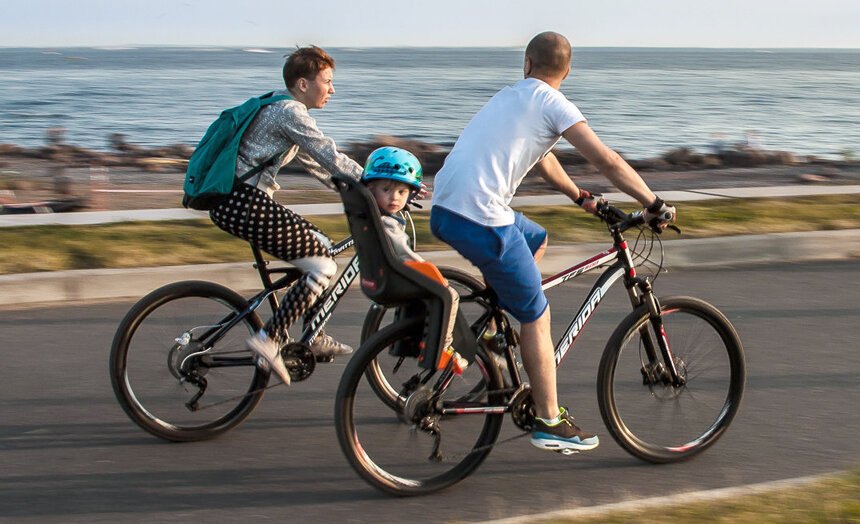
182,92,291,210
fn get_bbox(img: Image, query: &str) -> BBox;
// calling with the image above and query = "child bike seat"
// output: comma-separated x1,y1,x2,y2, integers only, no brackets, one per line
332,174,453,370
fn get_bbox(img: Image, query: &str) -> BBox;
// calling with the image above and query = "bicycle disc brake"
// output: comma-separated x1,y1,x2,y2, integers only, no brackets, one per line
167,335,209,380
282,342,316,382
641,357,687,399
403,384,435,423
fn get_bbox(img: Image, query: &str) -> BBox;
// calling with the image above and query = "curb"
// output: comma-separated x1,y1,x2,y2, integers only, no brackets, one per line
1,229,858,307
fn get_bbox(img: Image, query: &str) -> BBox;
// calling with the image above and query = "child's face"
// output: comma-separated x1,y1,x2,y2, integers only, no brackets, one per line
368,180,412,215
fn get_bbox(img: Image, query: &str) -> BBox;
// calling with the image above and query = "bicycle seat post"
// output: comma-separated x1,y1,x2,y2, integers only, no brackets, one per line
250,244,279,311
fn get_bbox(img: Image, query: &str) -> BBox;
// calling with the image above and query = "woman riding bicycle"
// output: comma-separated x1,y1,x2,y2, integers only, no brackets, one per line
208,45,362,384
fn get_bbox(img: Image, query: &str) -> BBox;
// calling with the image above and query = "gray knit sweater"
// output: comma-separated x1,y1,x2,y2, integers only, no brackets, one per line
236,90,363,196
382,215,423,262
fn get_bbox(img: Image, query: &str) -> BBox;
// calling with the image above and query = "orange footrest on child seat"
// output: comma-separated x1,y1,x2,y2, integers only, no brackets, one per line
404,261,463,372
437,347,467,374
404,261,449,286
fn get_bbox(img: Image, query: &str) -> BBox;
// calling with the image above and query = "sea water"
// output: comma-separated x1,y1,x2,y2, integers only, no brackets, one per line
0,46,857,159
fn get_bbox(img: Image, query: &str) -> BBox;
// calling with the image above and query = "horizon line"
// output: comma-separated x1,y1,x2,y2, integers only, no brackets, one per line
2,44,859,51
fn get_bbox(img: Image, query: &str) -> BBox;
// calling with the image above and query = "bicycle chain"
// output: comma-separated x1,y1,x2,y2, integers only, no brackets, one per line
184,381,283,412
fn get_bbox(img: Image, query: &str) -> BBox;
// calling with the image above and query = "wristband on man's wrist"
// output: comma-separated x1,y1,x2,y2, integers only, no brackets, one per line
575,189,590,205
647,197,665,213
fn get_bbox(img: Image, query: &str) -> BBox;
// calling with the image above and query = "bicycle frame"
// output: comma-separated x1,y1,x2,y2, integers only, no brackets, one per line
188,202,421,370
439,223,681,416
175,236,359,375
233,236,360,341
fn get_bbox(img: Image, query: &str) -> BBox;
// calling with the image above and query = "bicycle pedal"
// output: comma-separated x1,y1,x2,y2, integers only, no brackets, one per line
315,354,335,363
557,449,580,456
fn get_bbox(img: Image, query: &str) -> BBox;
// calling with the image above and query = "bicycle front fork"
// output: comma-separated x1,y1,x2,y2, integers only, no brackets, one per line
630,278,684,387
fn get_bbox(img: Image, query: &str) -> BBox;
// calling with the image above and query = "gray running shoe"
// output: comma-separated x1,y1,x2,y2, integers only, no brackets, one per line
246,332,291,385
530,407,599,453
310,332,354,356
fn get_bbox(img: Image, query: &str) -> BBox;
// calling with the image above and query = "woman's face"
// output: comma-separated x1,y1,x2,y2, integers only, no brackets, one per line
296,67,335,109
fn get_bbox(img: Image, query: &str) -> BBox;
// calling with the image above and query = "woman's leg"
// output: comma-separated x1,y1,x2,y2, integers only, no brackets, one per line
210,184,334,344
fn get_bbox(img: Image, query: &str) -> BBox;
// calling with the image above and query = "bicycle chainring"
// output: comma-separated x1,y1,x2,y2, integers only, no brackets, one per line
281,342,316,382
509,385,536,431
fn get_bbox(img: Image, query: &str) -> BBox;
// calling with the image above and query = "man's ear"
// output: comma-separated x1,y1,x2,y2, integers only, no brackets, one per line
562,65,570,81
523,56,532,77
296,77,308,92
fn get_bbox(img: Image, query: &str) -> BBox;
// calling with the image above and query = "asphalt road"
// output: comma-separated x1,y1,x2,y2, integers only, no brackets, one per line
1,261,858,523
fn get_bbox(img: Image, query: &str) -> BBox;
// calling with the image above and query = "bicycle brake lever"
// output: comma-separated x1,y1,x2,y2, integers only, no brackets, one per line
668,225,681,234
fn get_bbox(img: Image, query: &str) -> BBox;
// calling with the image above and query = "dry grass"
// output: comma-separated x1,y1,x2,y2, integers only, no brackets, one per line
547,469,860,524
1,195,859,274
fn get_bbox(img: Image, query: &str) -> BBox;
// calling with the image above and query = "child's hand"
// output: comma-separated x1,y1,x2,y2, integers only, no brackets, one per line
413,183,429,201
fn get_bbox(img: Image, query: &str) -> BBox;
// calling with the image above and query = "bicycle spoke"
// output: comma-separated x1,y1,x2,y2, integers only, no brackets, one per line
111,282,268,441
598,296,745,462
337,319,504,495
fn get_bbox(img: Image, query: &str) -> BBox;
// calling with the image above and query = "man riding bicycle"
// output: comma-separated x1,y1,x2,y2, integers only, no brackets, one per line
430,31,676,453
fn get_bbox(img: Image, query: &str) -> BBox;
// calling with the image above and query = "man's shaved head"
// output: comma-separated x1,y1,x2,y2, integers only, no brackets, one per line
525,31,572,78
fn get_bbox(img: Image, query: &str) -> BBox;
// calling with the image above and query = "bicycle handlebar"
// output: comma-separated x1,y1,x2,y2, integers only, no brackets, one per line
595,201,681,235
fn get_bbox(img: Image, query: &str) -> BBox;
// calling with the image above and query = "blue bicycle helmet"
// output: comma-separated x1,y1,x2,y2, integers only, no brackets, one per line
361,147,423,191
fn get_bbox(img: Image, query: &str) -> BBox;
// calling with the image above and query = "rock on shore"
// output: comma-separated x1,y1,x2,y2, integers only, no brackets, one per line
0,135,842,176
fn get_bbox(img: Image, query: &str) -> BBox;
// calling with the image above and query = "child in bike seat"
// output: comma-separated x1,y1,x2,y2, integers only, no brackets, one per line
361,147,467,373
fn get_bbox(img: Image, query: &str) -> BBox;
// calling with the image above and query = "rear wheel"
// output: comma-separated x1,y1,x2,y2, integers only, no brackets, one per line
110,281,268,441
336,317,505,496
597,296,745,462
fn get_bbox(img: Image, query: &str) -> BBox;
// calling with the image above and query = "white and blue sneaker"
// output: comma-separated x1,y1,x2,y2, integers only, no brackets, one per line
530,407,599,453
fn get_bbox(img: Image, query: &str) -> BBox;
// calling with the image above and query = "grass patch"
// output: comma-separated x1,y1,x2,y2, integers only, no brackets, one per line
555,468,860,524
1,195,859,275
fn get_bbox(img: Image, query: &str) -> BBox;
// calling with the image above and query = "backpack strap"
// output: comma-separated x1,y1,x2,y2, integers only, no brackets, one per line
235,91,293,184
236,151,284,183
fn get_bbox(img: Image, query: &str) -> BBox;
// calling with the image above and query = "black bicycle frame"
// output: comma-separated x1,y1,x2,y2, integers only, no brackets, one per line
540,232,677,379
192,236,359,369
438,231,682,416
541,247,626,366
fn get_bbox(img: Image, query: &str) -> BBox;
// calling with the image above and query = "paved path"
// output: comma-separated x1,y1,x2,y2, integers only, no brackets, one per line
1,261,858,523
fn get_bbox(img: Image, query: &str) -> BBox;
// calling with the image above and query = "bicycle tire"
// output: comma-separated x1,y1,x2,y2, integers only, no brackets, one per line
110,280,268,442
359,267,489,411
336,316,505,496
597,296,745,463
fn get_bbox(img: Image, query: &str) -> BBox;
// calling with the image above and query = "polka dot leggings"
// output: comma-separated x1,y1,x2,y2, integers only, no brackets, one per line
210,183,332,343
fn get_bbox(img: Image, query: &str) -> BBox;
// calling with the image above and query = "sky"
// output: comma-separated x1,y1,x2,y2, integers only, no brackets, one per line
1,0,858,48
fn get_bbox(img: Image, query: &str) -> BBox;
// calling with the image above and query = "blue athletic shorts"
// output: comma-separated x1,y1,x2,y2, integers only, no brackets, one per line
430,206,548,323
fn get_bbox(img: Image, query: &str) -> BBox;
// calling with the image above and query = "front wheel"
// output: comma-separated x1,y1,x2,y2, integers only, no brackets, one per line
109,281,268,442
597,296,745,463
336,316,505,496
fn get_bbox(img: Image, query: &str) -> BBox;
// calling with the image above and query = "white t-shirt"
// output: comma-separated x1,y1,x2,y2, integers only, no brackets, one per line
432,77,585,226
